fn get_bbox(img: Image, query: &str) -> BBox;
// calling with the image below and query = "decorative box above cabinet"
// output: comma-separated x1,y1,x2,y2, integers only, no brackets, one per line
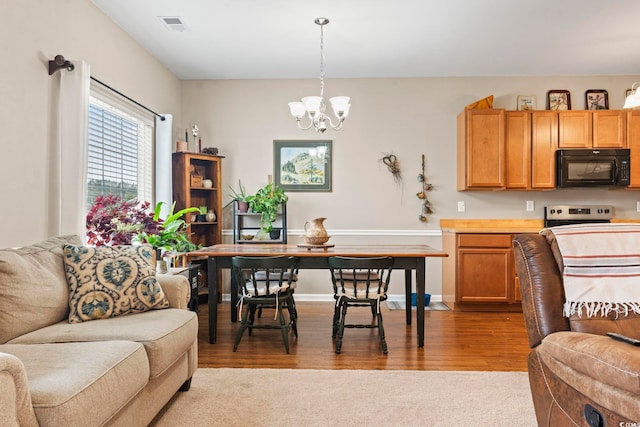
172,152,224,247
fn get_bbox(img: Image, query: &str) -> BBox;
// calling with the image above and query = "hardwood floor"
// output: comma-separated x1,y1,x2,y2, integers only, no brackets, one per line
196,300,530,371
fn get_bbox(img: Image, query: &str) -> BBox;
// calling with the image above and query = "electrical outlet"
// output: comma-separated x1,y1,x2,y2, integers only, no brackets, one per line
457,201,465,212
526,201,534,212
637,201,640,212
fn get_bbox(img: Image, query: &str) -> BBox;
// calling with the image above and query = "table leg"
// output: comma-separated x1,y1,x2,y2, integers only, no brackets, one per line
230,268,238,323
404,269,412,325
208,256,218,344
416,257,426,347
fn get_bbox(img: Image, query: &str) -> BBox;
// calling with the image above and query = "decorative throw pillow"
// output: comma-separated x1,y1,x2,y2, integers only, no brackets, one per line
63,244,169,323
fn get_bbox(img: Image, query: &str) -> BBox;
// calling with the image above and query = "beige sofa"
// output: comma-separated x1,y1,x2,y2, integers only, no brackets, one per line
0,235,198,427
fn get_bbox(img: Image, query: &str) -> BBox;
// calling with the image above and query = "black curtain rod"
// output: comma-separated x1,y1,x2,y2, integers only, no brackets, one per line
90,76,166,121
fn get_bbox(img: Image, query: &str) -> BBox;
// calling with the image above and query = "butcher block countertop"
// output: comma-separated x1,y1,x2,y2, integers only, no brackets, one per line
441,218,640,233
440,219,544,233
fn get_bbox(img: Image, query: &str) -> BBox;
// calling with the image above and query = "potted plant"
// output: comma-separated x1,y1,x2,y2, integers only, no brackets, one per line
228,180,251,213
134,202,201,271
86,195,160,246
248,182,288,239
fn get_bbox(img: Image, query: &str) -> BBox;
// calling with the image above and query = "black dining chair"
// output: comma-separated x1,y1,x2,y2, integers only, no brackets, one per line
328,256,394,354
232,256,300,354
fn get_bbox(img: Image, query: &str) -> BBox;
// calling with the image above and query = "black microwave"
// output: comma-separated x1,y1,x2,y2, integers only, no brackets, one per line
556,149,630,188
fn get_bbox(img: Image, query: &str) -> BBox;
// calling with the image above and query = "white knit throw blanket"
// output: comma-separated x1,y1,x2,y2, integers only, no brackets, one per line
544,223,640,318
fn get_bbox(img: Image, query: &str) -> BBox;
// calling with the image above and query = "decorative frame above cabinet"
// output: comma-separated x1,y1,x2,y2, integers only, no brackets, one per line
547,90,571,110
585,89,608,110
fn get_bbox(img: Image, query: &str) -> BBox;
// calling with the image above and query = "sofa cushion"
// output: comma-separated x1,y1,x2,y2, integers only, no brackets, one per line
8,309,197,378
0,235,82,344
0,341,148,426
538,331,640,395
63,244,169,323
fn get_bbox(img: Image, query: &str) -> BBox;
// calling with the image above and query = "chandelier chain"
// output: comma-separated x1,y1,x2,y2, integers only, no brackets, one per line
319,23,325,98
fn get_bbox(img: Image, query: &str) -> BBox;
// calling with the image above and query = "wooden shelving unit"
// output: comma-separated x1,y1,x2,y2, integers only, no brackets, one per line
172,152,224,247
172,152,224,303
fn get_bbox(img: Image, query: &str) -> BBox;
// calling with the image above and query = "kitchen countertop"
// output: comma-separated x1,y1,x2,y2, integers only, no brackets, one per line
441,218,640,233
440,219,544,233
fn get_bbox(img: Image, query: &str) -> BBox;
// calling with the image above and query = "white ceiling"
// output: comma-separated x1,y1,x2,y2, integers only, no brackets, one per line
91,0,640,81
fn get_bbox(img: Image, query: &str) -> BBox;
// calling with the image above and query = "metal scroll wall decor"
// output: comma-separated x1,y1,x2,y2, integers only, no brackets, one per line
417,154,433,222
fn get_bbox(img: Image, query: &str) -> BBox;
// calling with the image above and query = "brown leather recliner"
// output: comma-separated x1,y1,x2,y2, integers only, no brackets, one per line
513,233,640,427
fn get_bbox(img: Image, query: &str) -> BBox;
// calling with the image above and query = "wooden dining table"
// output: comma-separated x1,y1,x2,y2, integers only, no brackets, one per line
189,244,448,347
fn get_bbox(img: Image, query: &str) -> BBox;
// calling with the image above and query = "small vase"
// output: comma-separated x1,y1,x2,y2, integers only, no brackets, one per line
237,201,249,213
156,260,168,274
269,229,281,240
206,210,216,222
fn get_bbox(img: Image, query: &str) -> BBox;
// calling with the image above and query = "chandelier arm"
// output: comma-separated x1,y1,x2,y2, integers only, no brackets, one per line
295,117,317,131
323,115,344,131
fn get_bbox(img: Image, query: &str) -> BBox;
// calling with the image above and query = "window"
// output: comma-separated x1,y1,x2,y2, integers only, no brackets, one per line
86,84,154,210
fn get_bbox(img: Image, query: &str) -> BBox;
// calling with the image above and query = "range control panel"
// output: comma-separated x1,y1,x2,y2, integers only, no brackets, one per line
544,205,613,221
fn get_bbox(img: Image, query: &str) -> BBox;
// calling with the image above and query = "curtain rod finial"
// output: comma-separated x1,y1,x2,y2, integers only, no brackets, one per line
48,54,74,75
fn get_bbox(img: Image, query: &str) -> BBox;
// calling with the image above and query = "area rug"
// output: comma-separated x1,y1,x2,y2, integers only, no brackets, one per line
385,301,451,311
150,368,536,426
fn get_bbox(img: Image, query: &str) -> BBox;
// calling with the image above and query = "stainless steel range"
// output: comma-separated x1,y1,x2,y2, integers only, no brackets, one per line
544,204,613,227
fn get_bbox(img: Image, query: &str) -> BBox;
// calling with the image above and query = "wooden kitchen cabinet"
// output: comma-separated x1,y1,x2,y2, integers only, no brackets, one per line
530,111,558,189
505,111,556,189
442,231,524,311
457,109,505,190
627,110,640,188
593,110,626,148
558,111,592,148
558,110,626,148
505,111,531,189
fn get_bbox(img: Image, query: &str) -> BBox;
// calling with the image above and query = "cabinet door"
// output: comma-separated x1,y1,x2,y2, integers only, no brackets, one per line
457,234,512,303
627,110,640,188
558,111,592,148
505,111,531,189
531,111,558,189
457,248,511,303
457,109,505,190
593,110,626,148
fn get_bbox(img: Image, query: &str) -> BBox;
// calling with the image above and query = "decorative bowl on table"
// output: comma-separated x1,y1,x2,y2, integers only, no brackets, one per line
303,235,331,245
241,234,254,241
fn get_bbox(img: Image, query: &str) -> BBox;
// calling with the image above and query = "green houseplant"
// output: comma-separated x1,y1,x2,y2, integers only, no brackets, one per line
247,182,288,236
228,180,251,212
135,202,201,256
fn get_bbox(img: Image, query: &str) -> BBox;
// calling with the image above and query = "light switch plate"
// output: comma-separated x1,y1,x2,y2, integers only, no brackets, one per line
457,201,465,212
526,201,534,212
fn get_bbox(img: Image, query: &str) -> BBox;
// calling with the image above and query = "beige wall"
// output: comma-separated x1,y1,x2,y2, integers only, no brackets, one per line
0,0,182,247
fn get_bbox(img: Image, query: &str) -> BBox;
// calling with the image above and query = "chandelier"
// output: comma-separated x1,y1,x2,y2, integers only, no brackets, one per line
288,17,351,133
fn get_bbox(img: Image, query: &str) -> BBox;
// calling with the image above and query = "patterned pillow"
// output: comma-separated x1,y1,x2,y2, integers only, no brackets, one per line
63,244,169,323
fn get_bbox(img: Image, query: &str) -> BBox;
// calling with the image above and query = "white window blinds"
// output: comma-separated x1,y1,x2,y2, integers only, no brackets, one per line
87,84,154,209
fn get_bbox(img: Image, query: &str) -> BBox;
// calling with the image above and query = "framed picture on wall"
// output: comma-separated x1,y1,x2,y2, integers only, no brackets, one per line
273,140,332,192
585,89,609,110
517,95,537,111
547,90,571,110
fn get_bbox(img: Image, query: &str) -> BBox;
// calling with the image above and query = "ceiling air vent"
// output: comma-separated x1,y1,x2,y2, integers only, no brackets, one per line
159,16,189,32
